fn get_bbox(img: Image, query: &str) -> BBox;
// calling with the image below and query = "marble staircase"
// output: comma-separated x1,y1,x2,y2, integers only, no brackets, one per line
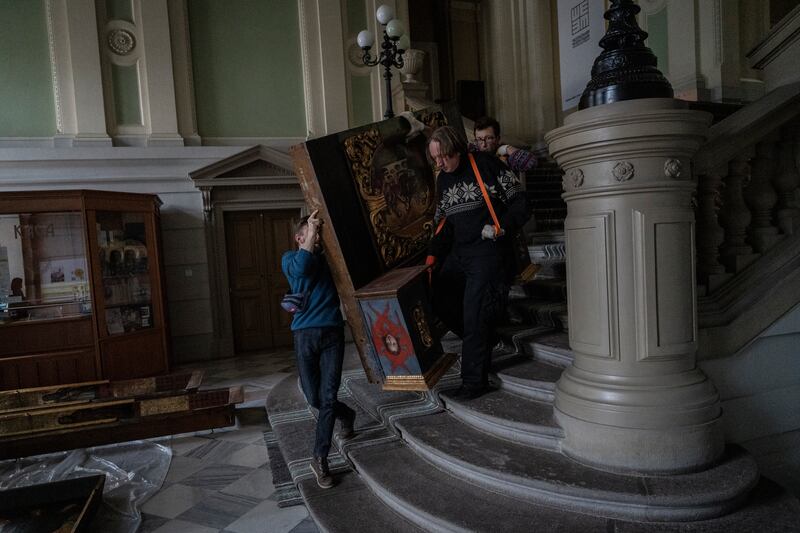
266,326,800,531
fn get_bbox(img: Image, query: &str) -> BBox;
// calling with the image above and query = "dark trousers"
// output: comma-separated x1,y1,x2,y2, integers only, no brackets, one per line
293,326,354,459
433,253,508,388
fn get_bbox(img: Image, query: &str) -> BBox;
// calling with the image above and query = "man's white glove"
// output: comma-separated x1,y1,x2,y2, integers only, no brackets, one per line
496,144,511,157
398,111,425,139
481,225,505,240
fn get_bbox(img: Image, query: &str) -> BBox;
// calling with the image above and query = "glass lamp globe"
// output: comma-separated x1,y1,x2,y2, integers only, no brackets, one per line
376,5,394,25
357,30,374,49
397,34,410,52
386,19,405,39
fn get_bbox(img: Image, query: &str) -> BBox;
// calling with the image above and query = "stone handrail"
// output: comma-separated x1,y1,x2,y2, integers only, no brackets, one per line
694,86,800,359
694,82,800,175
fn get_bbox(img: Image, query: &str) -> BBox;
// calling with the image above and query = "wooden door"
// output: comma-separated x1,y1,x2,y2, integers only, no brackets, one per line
225,210,296,353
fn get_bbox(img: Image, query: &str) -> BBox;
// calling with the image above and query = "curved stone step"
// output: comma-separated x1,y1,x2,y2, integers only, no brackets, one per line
439,387,563,450
298,471,424,533
349,440,611,532
395,412,760,522
525,331,573,367
493,357,564,402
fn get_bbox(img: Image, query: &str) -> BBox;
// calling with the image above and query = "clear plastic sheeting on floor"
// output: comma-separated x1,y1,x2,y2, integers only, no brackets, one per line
0,440,172,533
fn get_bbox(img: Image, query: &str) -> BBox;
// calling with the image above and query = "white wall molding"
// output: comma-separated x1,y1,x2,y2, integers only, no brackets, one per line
297,0,349,138
167,0,201,146
45,0,112,146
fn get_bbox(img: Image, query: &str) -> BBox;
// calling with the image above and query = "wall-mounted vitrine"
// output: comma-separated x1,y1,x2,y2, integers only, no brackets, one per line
0,190,170,390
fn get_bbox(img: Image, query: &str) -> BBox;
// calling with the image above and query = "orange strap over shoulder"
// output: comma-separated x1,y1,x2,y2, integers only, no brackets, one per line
468,153,502,235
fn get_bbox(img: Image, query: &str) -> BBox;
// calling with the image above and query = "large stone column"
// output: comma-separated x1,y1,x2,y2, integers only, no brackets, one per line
546,98,723,473
544,0,724,474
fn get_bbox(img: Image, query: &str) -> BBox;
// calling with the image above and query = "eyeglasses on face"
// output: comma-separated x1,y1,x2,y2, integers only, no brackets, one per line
475,136,496,144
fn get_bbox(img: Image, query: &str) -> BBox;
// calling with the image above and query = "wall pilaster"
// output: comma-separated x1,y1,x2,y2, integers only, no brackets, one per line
481,0,557,142
46,0,111,147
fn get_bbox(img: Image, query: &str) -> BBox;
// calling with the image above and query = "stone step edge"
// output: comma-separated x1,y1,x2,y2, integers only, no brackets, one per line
349,445,472,533
441,393,563,451
396,415,753,523
493,370,557,402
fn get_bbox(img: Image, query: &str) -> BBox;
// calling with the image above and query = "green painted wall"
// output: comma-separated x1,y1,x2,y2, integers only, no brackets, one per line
188,0,306,137
345,0,373,127
0,0,56,137
105,0,133,23
646,9,669,76
112,64,142,125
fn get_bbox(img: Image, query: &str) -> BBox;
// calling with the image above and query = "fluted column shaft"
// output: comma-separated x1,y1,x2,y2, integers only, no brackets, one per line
545,98,723,473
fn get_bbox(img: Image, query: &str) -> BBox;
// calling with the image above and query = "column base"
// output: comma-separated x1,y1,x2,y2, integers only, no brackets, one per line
555,409,724,474
554,365,725,474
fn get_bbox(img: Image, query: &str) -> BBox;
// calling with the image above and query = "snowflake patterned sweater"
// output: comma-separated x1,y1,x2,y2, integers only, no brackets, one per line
430,151,528,259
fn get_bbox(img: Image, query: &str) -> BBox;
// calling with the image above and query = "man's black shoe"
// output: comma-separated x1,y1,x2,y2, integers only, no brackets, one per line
338,409,356,439
450,385,491,401
310,456,334,489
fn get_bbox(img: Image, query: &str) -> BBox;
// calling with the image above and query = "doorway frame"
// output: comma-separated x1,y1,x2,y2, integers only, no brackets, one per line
190,146,306,359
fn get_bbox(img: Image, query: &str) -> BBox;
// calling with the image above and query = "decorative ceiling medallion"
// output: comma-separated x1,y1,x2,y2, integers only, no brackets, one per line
107,29,136,55
612,161,635,182
664,158,683,179
566,168,584,188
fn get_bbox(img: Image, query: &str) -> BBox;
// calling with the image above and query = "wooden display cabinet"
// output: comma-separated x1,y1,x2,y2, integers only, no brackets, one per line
0,190,170,390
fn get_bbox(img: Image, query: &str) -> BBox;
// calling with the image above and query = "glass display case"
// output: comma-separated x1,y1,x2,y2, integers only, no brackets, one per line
0,190,169,390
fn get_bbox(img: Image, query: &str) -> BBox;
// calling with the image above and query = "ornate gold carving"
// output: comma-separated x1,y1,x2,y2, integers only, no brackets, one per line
413,302,433,348
343,127,437,268
418,110,448,130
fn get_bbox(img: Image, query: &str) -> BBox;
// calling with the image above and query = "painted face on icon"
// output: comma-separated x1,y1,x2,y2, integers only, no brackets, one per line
383,333,400,355
428,141,461,173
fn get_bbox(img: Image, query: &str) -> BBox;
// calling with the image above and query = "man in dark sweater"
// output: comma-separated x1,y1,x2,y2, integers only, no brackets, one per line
427,126,528,399
282,210,355,488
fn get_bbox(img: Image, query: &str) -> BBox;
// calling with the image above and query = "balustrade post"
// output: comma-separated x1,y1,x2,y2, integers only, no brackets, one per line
718,152,760,272
774,122,800,235
746,132,782,252
696,169,730,292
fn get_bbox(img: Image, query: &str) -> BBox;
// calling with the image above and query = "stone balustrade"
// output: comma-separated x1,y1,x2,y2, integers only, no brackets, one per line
695,118,800,292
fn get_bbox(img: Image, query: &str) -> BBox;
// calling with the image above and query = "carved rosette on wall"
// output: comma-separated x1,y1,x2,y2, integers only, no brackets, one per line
107,29,136,56
566,168,585,189
612,161,635,181
664,158,683,179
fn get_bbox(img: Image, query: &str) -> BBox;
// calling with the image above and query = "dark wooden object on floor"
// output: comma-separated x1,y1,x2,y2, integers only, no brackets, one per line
0,474,105,532
290,104,462,388
0,385,242,460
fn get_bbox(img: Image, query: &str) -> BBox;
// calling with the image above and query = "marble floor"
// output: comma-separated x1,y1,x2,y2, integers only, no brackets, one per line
139,349,320,533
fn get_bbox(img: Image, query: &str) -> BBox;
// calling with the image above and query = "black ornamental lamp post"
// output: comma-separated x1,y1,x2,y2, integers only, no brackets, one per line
579,0,673,109
358,4,411,119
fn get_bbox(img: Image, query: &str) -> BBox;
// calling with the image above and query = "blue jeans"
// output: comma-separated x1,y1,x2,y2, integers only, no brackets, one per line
293,326,354,459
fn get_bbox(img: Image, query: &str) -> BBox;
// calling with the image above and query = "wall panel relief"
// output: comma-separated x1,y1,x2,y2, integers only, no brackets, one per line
633,208,697,361
565,212,617,359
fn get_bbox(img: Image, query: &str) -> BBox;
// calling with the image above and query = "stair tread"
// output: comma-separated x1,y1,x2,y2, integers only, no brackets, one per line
396,412,761,520
495,357,565,387
350,440,611,532
440,386,563,437
299,470,424,532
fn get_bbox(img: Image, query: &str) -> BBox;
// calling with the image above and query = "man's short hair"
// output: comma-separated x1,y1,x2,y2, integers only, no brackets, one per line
428,126,467,157
295,215,310,234
474,116,500,137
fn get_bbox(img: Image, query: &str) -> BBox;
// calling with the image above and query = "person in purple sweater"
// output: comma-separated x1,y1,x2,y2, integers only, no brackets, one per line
281,210,355,489
469,116,538,174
